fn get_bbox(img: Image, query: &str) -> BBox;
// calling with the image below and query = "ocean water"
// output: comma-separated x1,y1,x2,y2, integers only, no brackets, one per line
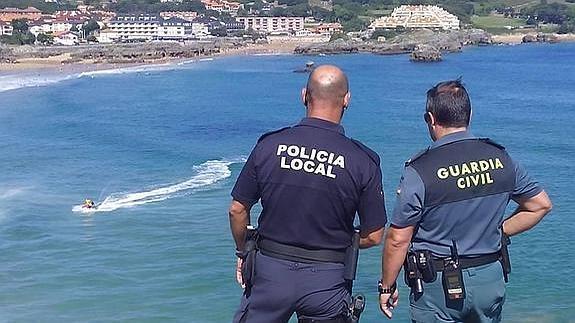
0,43,574,322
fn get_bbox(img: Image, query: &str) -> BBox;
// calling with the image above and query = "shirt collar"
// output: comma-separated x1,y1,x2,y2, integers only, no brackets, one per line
431,130,475,149
297,117,345,135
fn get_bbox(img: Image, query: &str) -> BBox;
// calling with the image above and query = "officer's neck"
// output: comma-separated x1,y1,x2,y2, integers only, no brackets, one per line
306,107,342,125
432,126,468,141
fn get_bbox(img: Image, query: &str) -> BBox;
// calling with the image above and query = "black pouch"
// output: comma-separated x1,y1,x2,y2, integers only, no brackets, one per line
415,250,437,283
499,234,511,283
240,227,259,289
442,260,465,300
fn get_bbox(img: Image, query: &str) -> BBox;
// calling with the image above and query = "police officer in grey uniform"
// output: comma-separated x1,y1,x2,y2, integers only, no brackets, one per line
229,65,387,323
378,80,552,322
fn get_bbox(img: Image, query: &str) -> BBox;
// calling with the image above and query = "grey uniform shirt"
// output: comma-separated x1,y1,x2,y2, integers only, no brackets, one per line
391,131,542,257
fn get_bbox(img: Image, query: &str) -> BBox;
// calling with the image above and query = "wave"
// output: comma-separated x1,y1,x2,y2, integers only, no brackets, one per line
0,73,75,93
0,58,214,93
72,159,243,214
77,62,177,78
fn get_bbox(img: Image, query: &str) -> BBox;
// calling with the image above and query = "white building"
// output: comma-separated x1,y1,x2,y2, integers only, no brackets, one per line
370,5,460,30
53,31,79,45
236,16,305,33
29,21,79,36
107,15,160,41
158,17,192,39
191,22,209,38
160,11,198,22
0,21,13,36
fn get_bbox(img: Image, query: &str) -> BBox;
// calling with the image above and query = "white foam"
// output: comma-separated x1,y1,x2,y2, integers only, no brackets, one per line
72,159,243,214
0,73,75,93
0,58,210,93
77,62,176,78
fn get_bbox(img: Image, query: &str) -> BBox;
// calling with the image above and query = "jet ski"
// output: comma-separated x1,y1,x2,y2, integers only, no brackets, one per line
293,61,315,73
82,199,97,209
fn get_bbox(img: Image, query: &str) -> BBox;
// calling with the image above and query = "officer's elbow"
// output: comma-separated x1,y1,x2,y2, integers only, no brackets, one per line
229,200,249,220
360,230,383,249
385,225,413,250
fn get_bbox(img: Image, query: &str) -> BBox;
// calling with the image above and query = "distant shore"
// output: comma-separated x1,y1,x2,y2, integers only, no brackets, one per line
0,41,299,74
1,31,574,74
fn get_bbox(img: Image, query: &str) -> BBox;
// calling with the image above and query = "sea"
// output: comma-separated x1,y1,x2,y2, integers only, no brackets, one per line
0,43,573,322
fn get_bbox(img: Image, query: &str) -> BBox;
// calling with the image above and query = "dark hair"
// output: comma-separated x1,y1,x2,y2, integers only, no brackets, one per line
426,79,471,127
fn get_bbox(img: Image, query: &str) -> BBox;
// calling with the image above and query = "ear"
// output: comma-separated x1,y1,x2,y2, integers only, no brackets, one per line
343,92,351,109
427,112,436,126
301,88,307,107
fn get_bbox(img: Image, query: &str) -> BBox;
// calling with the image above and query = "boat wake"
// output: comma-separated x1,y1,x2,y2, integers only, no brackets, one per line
72,159,241,214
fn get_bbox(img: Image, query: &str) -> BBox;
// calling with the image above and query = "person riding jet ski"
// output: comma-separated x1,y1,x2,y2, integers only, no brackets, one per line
83,199,96,209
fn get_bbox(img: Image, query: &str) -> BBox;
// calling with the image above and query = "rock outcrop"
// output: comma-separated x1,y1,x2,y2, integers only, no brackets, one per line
522,33,559,43
294,29,492,61
410,45,441,62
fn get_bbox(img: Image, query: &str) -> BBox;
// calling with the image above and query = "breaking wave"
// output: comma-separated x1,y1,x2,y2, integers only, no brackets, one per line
72,158,243,214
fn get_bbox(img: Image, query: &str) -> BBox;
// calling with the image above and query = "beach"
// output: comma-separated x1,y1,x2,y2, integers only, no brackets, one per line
0,40,300,74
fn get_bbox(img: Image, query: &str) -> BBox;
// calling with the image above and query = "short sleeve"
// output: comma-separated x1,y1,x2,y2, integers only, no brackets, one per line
357,163,387,233
231,146,261,206
391,166,425,227
511,159,543,201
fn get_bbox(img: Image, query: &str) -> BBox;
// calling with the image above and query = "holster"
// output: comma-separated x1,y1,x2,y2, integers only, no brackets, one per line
343,229,361,281
237,227,258,290
499,233,512,283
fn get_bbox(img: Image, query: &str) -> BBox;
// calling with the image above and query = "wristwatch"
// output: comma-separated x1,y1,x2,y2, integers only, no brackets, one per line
378,280,397,294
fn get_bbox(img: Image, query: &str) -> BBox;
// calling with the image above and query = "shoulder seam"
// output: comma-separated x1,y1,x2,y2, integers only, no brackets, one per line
257,126,291,143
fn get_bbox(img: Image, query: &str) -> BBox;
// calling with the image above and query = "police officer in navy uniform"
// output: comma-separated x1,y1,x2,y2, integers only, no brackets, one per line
378,80,552,322
229,65,387,323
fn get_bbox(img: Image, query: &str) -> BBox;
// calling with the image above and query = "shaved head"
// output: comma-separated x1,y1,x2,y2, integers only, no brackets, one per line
301,64,351,124
305,65,349,107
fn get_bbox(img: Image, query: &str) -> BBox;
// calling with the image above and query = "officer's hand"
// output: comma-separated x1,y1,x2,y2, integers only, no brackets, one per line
236,257,245,289
379,289,399,319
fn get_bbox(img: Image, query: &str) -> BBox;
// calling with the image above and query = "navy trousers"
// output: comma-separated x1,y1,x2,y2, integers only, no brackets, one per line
409,262,506,323
233,252,351,323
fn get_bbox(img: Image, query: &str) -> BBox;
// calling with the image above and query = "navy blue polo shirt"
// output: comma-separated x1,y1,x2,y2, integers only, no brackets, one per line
232,117,387,250
391,131,542,257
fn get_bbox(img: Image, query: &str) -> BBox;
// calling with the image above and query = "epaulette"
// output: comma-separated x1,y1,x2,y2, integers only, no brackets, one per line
404,147,429,167
257,126,291,143
351,138,380,166
478,138,506,150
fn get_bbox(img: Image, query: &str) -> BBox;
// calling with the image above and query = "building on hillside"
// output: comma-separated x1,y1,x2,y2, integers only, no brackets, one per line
53,31,80,45
158,17,192,39
107,14,160,41
369,5,460,30
0,7,43,22
236,16,304,33
160,11,198,22
314,22,342,35
0,21,13,36
201,0,242,16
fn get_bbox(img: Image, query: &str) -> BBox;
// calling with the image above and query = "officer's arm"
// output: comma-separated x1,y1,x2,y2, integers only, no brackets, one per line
229,200,252,251
381,225,414,287
360,227,384,249
381,166,424,285
503,191,552,237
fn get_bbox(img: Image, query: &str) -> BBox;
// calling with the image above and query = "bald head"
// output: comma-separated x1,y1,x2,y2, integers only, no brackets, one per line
302,65,350,123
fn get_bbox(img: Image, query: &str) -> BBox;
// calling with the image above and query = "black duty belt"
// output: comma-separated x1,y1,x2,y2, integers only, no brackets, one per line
433,252,500,271
258,238,346,264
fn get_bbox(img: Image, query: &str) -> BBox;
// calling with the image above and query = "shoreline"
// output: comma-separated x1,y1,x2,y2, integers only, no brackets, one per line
0,41,299,75
1,31,574,75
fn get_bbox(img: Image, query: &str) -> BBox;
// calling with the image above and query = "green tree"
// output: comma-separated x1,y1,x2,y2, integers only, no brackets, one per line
4,19,36,45
82,19,101,37
36,32,54,45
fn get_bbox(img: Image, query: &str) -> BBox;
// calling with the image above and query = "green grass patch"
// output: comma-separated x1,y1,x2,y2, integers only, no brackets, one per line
471,15,527,33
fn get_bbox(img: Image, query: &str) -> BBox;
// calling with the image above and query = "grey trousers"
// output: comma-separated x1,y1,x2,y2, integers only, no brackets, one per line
410,261,506,323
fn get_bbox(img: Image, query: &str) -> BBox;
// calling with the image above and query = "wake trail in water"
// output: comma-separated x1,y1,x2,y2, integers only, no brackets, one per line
72,159,243,214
